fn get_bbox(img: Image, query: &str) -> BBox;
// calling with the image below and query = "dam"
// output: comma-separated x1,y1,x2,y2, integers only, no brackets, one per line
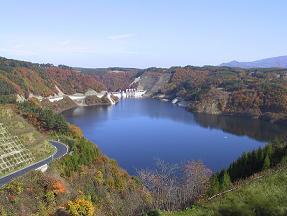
111,89,146,98
41,89,146,105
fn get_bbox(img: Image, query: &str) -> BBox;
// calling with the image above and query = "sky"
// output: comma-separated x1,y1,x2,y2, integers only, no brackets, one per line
0,0,287,68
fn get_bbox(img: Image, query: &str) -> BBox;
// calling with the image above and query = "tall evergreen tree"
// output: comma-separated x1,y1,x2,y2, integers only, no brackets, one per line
220,171,231,190
263,155,271,170
208,175,220,195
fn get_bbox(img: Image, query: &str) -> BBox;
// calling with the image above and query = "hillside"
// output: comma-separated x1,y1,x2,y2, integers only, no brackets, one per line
0,105,54,176
76,67,141,91
163,162,287,216
45,66,106,94
220,55,287,68
160,137,287,215
141,66,287,124
0,57,106,100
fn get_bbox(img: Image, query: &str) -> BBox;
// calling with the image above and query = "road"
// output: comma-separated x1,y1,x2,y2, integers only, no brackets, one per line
0,141,68,188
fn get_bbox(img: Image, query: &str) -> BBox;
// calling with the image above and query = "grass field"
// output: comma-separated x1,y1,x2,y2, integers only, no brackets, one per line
163,163,287,216
0,105,54,176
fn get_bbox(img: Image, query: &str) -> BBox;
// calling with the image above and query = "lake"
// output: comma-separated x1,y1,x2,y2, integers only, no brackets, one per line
63,98,287,175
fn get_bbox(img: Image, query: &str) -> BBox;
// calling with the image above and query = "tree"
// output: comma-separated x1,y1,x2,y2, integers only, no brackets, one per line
52,180,66,194
95,171,104,185
45,191,56,206
67,197,95,216
69,124,84,138
265,145,273,156
263,155,271,170
220,171,231,190
183,160,212,202
138,160,212,211
1,208,7,216
208,175,220,196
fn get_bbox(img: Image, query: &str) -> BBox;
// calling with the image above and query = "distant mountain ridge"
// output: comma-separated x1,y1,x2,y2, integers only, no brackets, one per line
220,56,287,68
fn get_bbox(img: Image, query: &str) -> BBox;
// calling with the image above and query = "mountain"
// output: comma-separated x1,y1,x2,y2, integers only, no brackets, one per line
220,56,287,68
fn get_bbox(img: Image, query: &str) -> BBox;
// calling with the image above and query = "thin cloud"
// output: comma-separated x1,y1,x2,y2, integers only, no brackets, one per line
108,33,135,40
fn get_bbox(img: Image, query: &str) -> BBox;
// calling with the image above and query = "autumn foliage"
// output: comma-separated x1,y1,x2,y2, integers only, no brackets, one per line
52,180,66,194
69,124,84,138
67,197,95,216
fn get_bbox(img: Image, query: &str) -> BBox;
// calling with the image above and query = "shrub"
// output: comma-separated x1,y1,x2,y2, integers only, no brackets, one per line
67,197,95,216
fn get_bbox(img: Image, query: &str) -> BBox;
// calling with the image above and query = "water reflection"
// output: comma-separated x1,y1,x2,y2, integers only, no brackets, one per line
193,113,287,142
63,98,286,174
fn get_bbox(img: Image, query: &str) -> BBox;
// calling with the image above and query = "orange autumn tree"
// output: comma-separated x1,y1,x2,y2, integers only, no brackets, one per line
69,124,84,138
52,180,66,194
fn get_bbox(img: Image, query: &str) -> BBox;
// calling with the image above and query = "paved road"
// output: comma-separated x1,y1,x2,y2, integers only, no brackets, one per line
0,141,68,188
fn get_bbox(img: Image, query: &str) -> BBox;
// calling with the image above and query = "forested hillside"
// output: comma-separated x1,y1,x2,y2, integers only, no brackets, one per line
144,66,287,123
76,67,140,91
0,57,106,102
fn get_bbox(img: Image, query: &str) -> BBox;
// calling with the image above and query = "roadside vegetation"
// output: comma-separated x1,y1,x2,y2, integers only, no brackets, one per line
0,105,54,176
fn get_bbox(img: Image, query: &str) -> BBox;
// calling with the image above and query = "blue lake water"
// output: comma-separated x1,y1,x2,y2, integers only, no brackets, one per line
63,98,286,175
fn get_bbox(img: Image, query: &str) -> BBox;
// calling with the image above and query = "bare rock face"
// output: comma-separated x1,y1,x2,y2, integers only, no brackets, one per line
137,69,172,96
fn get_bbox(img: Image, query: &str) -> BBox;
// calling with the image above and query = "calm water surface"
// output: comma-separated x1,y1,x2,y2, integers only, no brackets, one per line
63,99,287,174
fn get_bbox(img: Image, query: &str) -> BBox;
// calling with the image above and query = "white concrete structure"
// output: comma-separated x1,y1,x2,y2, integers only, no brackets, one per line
31,86,146,106
48,96,64,102
35,164,48,173
172,98,178,104
107,93,116,105
111,89,146,99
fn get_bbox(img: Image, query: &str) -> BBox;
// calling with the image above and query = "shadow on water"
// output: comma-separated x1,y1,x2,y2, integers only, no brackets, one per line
193,113,287,142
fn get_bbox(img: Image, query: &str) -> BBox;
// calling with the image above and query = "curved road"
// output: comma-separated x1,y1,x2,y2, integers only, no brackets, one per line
0,141,68,188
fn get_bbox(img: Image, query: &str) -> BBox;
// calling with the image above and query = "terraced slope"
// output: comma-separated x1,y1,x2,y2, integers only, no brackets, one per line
0,123,34,176
0,106,54,176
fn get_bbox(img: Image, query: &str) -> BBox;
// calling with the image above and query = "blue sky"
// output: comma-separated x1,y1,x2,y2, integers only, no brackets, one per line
0,0,286,68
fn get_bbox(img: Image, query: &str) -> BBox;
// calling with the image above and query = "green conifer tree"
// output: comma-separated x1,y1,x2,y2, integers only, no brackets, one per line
208,175,220,195
265,145,273,156
220,171,232,190
263,155,271,170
